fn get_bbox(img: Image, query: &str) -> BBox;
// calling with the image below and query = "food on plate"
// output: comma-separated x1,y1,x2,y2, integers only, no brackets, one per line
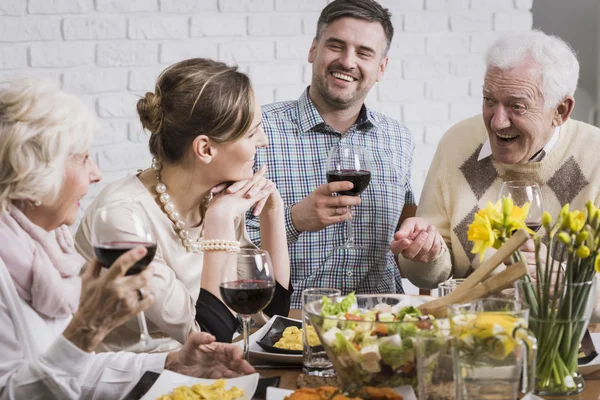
284,386,403,400
156,379,244,400
274,325,320,350
311,293,443,390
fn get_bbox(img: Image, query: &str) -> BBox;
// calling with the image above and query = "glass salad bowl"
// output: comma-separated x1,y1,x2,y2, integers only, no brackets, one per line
305,293,446,393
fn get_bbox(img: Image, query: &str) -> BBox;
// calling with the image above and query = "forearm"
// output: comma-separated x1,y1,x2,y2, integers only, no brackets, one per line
260,205,290,289
63,314,110,353
201,212,237,307
397,247,453,289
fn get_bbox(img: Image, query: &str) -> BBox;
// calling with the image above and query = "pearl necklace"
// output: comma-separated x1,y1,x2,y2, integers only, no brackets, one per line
152,158,202,253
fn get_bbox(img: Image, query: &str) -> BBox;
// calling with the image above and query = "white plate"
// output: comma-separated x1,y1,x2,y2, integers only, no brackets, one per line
140,370,259,400
236,315,302,365
265,385,418,400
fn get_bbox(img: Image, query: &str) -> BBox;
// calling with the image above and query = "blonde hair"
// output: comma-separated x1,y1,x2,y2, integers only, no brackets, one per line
137,58,255,164
0,79,96,211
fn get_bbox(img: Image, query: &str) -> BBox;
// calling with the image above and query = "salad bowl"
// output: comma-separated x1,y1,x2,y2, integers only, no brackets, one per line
305,293,445,392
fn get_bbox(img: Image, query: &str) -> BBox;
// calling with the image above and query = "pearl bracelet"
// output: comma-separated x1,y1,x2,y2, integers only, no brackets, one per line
199,239,241,253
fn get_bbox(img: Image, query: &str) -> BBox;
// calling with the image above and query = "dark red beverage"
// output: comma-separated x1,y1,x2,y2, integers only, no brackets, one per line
219,280,275,315
326,169,371,196
526,223,541,233
94,241,157,275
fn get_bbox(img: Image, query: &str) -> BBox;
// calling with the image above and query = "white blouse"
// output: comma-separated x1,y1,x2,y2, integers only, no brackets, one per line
75,174,253,351
0,257,166,400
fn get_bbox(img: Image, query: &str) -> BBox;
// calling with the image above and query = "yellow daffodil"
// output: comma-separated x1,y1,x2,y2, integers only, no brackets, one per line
542,211,552,230
595,254,600,273
569,210,586,232
468,211,496,261
576,246,591,259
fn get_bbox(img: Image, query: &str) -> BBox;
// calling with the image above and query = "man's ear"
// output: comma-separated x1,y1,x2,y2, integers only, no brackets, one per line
308,38,317,63
192,135,214,164
553,96,575,127
376,56,389,82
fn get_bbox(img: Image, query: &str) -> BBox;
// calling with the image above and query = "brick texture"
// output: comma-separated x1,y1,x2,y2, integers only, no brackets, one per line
0,0,533,214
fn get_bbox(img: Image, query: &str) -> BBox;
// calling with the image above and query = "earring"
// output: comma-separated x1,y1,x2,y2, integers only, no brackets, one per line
33,200,41,207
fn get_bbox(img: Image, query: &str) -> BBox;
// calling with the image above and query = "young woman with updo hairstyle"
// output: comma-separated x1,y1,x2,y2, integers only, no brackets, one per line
75,58,291,348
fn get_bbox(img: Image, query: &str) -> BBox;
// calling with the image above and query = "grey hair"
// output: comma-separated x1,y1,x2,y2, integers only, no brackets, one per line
485,30,580,109
0,79,96,212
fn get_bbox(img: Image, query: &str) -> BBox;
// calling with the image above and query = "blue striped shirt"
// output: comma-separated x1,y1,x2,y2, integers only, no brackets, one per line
246,88,415,307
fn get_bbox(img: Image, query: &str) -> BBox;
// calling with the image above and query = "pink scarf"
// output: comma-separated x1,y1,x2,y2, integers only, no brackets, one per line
0,204,83,319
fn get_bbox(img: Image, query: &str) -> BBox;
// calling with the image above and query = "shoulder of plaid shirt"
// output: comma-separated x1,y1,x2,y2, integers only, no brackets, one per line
245,87,418,307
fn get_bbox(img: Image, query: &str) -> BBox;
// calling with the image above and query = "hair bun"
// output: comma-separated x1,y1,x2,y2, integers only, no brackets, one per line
137,92,163,134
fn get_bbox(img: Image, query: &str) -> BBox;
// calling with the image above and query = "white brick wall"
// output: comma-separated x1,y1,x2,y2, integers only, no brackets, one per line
0,0,533,224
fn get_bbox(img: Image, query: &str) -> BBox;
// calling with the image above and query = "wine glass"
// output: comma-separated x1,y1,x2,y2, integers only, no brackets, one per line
498,180,544,232
326,143,372,249
92,201,168,352
219,249,276,361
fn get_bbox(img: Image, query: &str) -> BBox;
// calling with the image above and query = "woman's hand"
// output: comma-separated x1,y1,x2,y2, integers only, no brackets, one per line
63,247,153,352
165,332,255,378
207,166,279,220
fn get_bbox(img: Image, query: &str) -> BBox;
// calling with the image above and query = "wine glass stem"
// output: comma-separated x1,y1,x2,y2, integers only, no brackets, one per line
242,314,252,361
137,311,152,345
345,205,354,246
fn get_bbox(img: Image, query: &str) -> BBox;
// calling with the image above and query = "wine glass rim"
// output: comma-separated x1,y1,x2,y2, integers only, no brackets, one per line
501,180,541,188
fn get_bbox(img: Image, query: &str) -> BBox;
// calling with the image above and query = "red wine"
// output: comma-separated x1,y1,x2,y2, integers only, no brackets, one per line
326,169,371,196
219,280,275,315
527,223,541,233
94,241,157,276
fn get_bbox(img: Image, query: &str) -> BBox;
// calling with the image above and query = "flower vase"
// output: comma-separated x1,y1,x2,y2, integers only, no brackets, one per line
517,279,596,396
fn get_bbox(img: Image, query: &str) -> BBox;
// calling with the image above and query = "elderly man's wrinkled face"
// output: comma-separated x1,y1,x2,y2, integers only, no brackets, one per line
482,63,558,164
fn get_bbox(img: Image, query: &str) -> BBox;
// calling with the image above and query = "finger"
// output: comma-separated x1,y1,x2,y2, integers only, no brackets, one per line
415,227,436,259
123,265,153,289
187,332,216,347
226,180,249,194
245,178,270,199
210,182,230,194
428,233,443,260
253,196,269,216
394,219,418,240
82,259,102,280
390,238,412,255
231,359,256,375
321,181,354,196
329,196,361,208
241,165,267,192
103,246,148,281
401,231,429,259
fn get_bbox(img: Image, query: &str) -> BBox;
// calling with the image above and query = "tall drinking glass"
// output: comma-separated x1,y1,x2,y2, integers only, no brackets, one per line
302,288,341,376
326,144,371,250
219,249,276,361
498,181,544,232
438,278,466,297
92,201,168,352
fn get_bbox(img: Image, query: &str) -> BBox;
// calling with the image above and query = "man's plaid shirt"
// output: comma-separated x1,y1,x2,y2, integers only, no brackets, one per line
246,88,416,308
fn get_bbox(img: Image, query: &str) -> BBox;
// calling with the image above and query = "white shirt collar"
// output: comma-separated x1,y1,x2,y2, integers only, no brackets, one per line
478,126,561,162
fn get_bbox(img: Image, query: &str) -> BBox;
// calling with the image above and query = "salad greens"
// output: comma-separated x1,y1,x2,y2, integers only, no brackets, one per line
315,292,439,391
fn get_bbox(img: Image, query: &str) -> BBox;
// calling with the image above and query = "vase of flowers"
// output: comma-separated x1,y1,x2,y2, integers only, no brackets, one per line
468,199,600,396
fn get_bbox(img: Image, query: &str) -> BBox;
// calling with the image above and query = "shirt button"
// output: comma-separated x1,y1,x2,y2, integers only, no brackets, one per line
347,270,353,277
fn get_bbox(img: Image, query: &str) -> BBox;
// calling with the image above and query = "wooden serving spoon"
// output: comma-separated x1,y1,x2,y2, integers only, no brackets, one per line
417,229,530,318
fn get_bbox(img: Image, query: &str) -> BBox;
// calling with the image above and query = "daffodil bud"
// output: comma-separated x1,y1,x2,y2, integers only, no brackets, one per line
576,231,589,246
586,201,596,219
559,203,570,218
558,232,572,245
595,255,600,273
569,211,585,232
561,212,571,230
577,245,591,258
542,211,552,230
502,197,514,217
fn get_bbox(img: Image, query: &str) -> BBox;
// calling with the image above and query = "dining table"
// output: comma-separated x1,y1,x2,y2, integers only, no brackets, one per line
255,310,600,400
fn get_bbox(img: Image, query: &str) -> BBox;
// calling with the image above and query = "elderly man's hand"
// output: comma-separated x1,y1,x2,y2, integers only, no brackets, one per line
165,332,256,378
290,182,361,232
391,217,443,263
505,239,547,280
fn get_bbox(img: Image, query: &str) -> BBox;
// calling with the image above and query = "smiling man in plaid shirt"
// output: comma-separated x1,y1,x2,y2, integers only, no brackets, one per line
246,0,419,307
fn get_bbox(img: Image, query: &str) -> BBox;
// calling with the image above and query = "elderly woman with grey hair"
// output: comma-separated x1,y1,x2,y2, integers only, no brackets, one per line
0,79,254,400
394,30,600,319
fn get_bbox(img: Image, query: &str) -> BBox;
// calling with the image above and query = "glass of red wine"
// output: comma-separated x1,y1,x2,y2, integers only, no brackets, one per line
219,248,276,361
326,143,372,249
498,180,544,232
91,201,166,352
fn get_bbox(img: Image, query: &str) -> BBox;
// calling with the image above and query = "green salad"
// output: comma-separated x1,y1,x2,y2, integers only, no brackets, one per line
315,293,440,390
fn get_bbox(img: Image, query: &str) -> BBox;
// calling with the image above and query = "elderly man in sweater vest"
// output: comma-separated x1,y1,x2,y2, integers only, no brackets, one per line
392,30,600,318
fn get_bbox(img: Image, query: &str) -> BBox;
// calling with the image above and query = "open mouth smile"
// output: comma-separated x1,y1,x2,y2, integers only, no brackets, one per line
495,131,518,143
331,72,357,82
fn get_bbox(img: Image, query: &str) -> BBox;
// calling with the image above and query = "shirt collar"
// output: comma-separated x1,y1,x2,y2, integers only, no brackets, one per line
477,125,561,162
296,87,379,135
